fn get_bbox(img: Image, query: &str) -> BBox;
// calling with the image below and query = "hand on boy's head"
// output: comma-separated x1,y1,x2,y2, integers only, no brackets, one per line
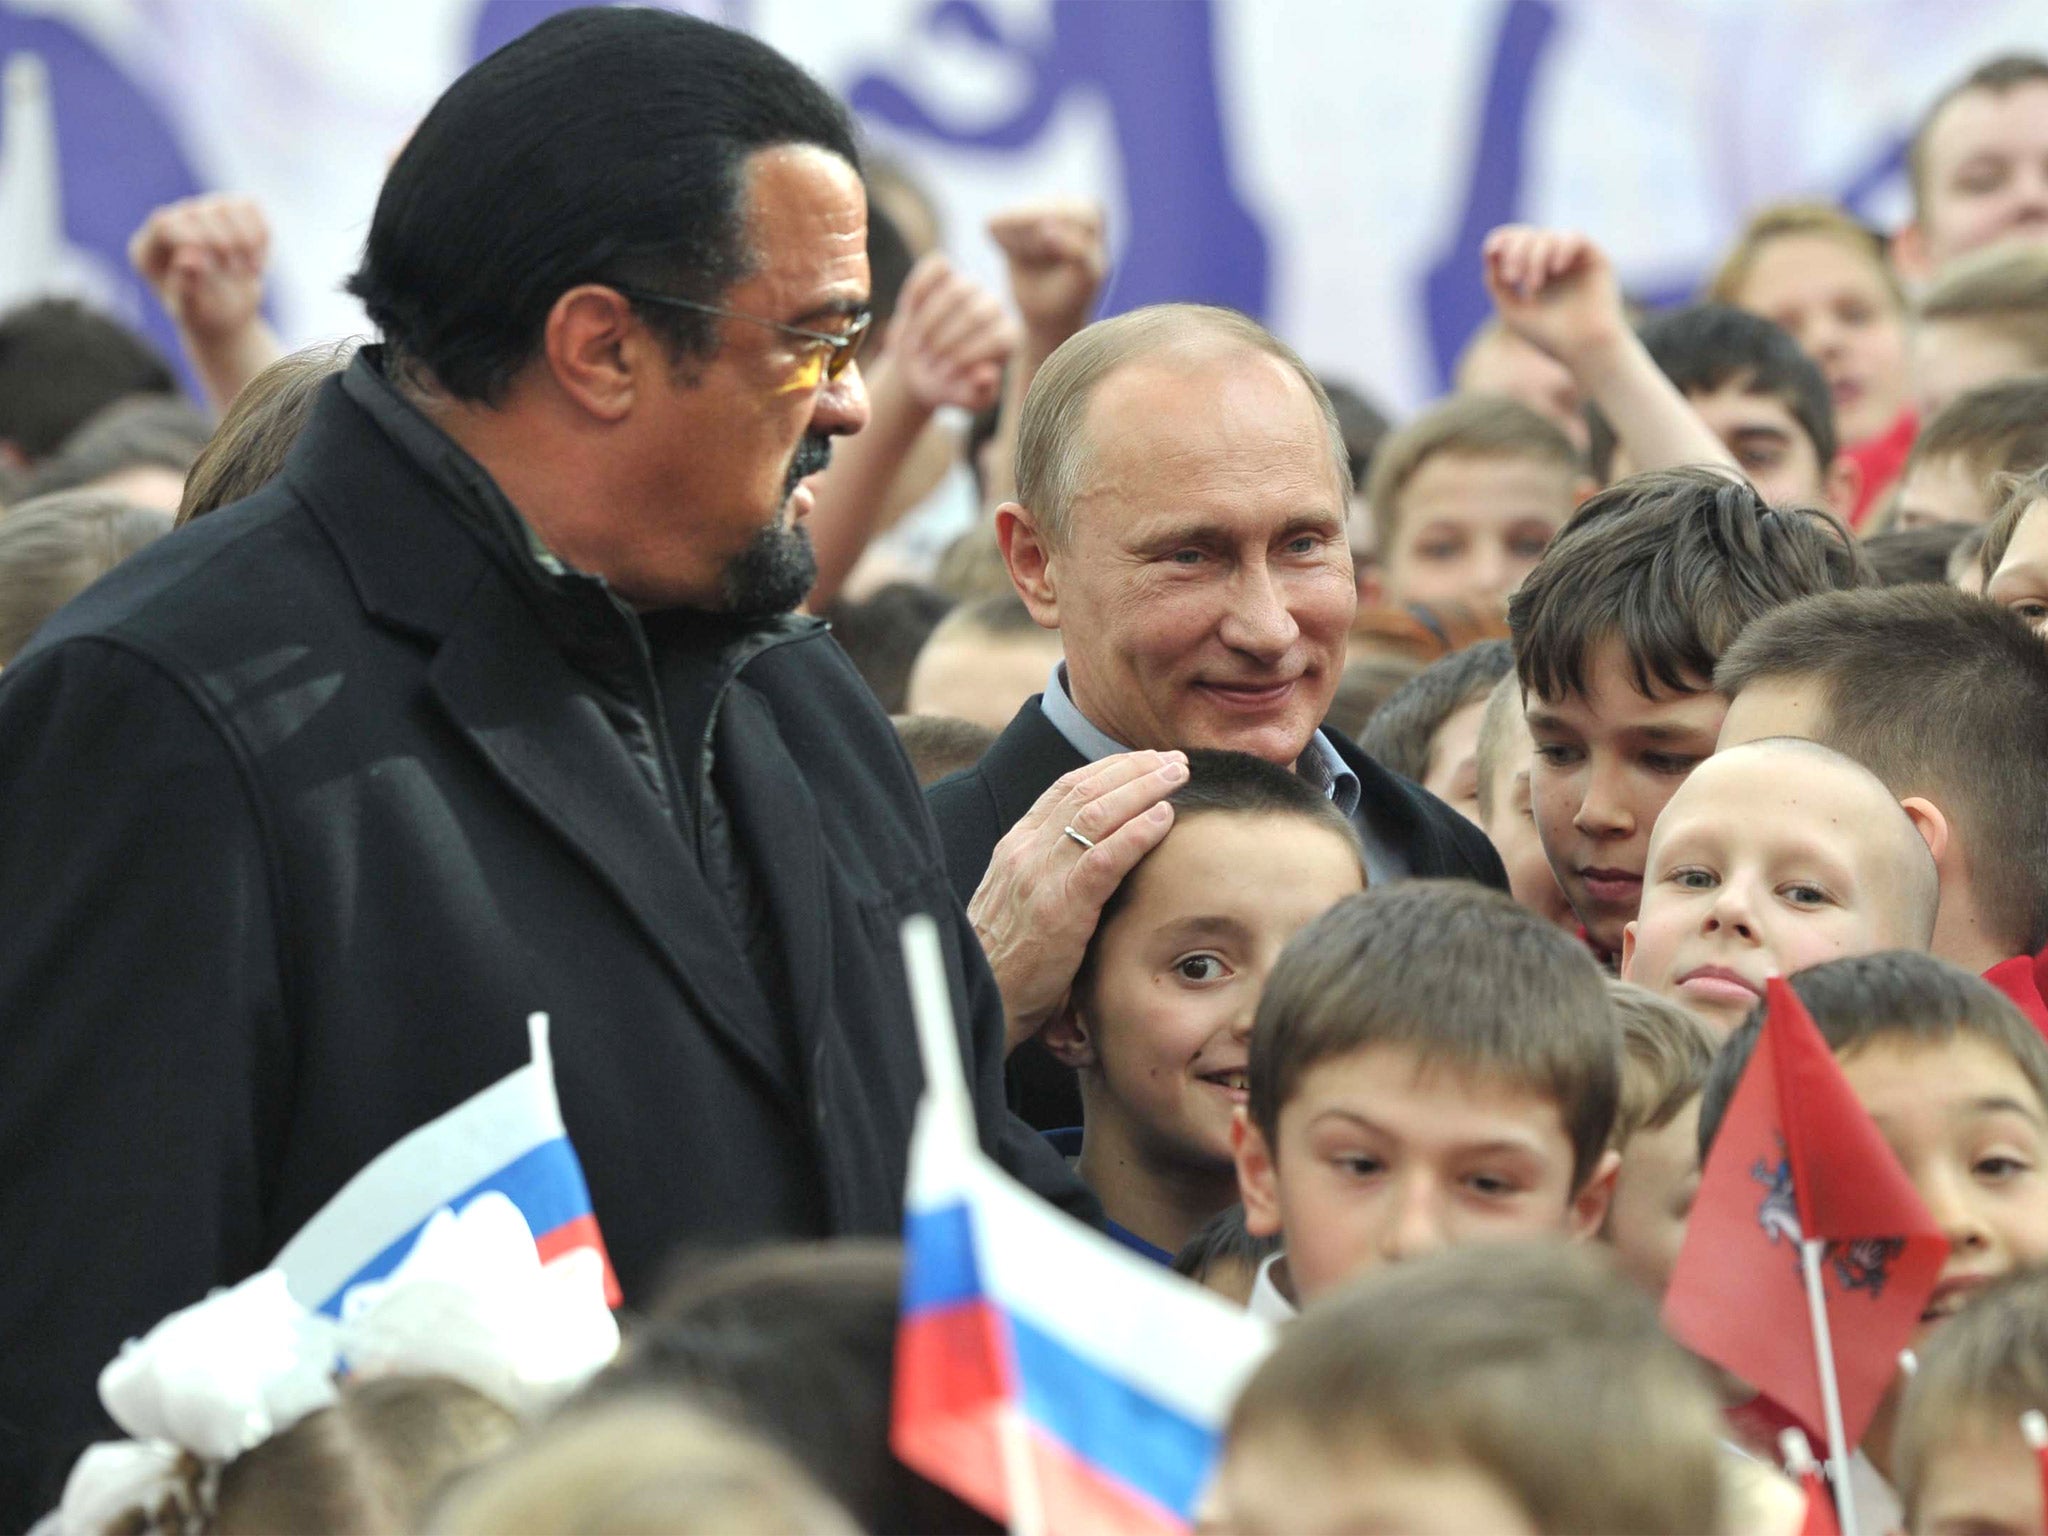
968,749,1186,1053
1620,740,1940,1032
1481,225,1631,372
1524,637,1726,958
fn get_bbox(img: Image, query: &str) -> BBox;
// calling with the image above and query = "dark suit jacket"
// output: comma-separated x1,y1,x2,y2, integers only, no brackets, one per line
927,697,1509,1127
0,356,1085,1525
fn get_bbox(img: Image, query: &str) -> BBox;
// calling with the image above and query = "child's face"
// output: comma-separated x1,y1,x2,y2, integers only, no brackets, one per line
1481,700,1578,930
1731,232,1909,446
1621,749,1923,1032
1910,318,2041,424
1681,382,1832,511
1527,637,1726,957
1910,79,2048,276
1911,1417,2043,1536
1600,1097,1701,1300
1840,1034,2048,1344
1896,450,1995,530
1985,498,2048,638
905,630,1063,732
1067,812,1364,1173
1422,696,1490,825
1382,452,1572,613
1213,1436,1539,1536
1234,1044,1610,1306
1457,329,1590,454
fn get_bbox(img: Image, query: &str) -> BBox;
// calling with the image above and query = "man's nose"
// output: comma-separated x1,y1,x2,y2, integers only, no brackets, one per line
812,358,871,437
1218,563,1301,659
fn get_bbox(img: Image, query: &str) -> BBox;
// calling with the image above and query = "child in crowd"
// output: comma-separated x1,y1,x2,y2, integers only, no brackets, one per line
1452,315,1590,453
1889,375,2048,531
1040,751,1367,1261
1359,398,1582,613
1911,243,2048,419
1895,53,2048,282
1707,201,1914,523
1508,466,1867,964
1211,1244,1726,1536
902,590,1063,732
1981,462,2048,635
1599,981,1714,1300
1593,303,1856,516
1700,951,2048,1502
1356,639,1512,821
1473,668,1576,929
1232,882,1618,1317
1170,1204,1279,1308
0,491,172,666
1620,737,1940,1032
892,714,997,786
1892,1269,2048,1536
1715,585,2048,1022
1861,523,1982,587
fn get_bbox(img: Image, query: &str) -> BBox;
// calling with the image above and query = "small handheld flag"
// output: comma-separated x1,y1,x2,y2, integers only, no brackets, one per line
273,1013,618,1315
890,916,1274,1536
1665,980,1946,1532
1778,1428,1840,1536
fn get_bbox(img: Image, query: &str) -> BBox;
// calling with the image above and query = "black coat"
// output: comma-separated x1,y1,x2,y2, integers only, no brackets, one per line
0,357,1085,1524
926,697,1510,1127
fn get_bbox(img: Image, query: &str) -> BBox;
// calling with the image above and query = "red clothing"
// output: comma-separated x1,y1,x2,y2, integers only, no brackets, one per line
1984,951,2048,1036
1844,408,1917,529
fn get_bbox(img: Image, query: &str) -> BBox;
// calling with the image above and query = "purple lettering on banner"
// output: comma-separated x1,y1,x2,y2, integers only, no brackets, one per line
848,0,1270,321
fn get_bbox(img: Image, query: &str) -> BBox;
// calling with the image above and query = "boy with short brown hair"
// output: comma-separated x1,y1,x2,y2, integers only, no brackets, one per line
1896,53,2048,282
1599,981,1715,1300
1232,881,1619,1314
1911,243,2048,419
1356,639,1513,821
1889,373,2048,531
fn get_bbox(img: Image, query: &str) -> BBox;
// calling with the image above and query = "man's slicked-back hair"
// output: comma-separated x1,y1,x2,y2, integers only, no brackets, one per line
1510,466,1869,705
1715,585,2048,956
1248,883,1617,1191
1909,54,2048,216
1698,952,2048,1157
1014,304,1348,547
1586,304,1836,481
1359,639,1514,785
347,8,858,404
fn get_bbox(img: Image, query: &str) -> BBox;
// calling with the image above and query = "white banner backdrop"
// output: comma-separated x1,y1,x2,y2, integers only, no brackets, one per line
4,0,2047,413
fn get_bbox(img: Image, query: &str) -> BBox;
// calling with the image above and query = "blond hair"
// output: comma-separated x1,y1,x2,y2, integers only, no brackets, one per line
0,489,171,663
1978,462,2048,584
1014,304,1346,546
1606,980,1716,1147
1705,200,1904,312
1363,394,1578,555
1919,243,2048,369
1223,1244,1725,1535
1472,667,1524,823
178,339,358,526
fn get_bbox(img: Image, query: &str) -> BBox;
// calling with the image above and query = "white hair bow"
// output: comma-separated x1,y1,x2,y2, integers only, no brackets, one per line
50,1193,619,1535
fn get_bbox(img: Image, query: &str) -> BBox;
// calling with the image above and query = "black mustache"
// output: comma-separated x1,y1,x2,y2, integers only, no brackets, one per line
784,435,833,497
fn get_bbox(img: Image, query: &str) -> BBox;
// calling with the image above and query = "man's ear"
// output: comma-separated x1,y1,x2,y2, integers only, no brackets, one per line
541,283,644,423
1567,1146,1621,1240
1233,1111,1285,1239
1824,453,1864,524
1040,1002,1097,1070
1902,796,1951,867
1619,920,1639,980
996,502,1061,629
1892,222,1933,285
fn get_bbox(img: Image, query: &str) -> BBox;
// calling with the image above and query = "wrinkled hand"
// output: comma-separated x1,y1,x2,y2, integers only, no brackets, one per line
969,750,1188,1054
988,201,1107,346
892,253,1019,415
1481,225,1630,371
128,194,271,344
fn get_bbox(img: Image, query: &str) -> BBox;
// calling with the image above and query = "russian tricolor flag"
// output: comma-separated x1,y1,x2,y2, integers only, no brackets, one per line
273,1013,619,1316
890,918,1274,1536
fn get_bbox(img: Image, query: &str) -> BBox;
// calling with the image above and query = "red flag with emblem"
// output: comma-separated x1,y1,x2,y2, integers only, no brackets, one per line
1663,979,1948,1449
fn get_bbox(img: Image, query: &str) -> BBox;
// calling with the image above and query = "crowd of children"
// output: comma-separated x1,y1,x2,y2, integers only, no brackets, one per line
14,32,2048,1536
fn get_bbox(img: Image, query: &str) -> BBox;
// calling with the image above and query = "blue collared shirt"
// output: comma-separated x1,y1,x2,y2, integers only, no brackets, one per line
1038,664,1408,884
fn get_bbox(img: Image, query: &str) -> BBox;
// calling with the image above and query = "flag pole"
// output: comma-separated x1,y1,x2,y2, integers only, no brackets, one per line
899,916,1048,1536
1800,1239,1860,1536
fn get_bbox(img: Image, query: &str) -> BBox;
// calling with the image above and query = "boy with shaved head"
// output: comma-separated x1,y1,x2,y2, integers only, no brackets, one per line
1621,738,1940,1032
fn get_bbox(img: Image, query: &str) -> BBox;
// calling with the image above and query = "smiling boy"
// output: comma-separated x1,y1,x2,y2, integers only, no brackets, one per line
1621,738,1940,1032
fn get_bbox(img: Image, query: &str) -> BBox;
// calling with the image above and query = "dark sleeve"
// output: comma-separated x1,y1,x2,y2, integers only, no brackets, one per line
1447,810,1509,890
924,770,1001,910
0,641,287,1528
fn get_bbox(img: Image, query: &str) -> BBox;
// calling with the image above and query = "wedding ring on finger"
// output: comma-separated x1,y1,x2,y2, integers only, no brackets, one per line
1062,825,1095,852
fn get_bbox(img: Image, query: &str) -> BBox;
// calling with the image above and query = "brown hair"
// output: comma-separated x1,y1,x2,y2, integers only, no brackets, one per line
1706,200,1905,312
891,713,998,786
1897,375,2048,529
1248,883,1617,1191
1894,1267,2048,1528
1510,466,1870,705
1015,304,1346,546
1222,1244,1725,1536
1362,394,1579,555
1909,54,2048,216
1920,243,2048,364
177,339,358,526
1605,981,1716,1147
1715,585,2048,956
1357,639,1513,786
0,490,171,663
1979,462,2048,583
1699,952,2048,1155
